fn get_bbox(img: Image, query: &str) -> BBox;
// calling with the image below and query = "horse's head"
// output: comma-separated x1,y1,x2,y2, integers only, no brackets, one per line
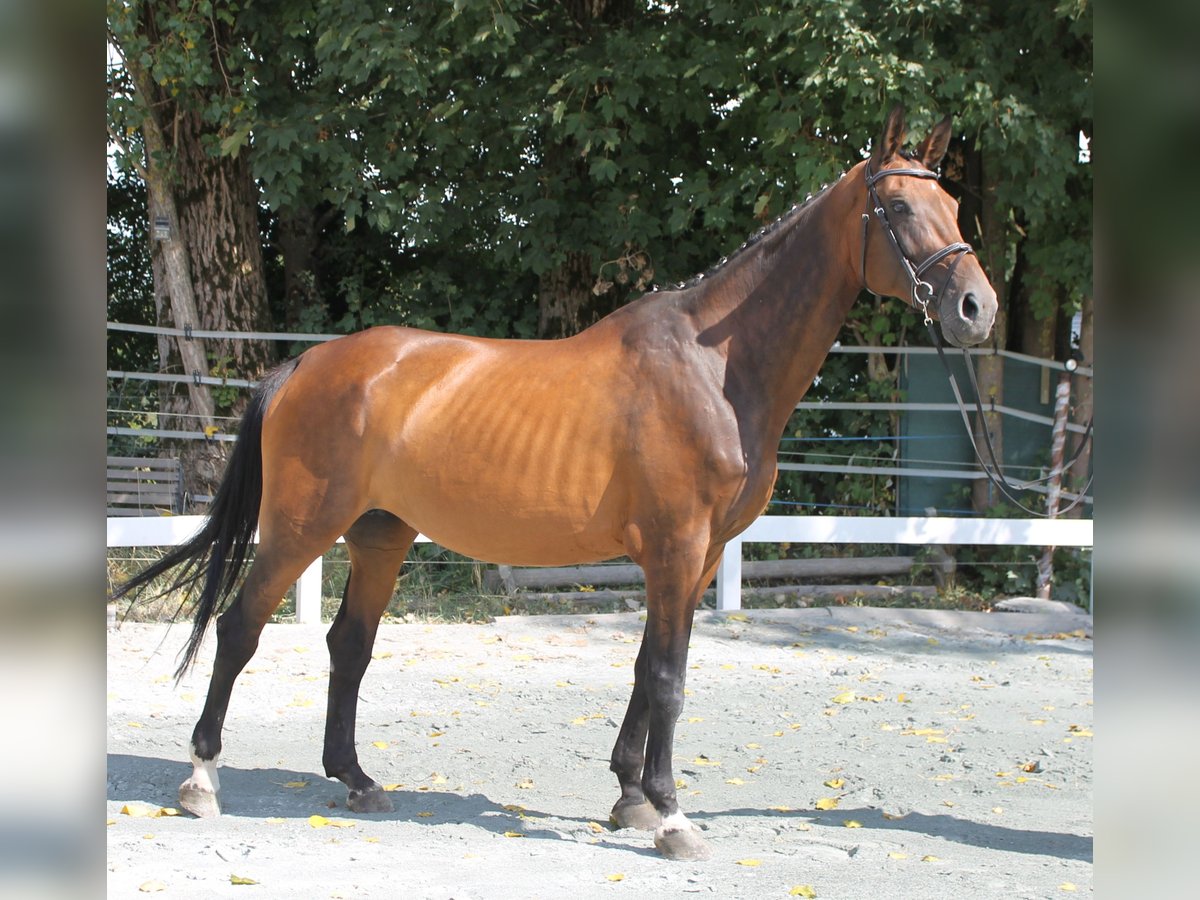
859,105,997,348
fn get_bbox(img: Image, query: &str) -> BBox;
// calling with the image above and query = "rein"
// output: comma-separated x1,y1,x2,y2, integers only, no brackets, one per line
859,161,1093,517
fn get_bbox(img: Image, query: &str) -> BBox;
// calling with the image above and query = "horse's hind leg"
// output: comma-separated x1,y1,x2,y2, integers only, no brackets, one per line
179,530,340,818
322,511,416,813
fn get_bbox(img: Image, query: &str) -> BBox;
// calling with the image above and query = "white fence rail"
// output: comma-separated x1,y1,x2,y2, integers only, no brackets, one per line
107,514,1093,623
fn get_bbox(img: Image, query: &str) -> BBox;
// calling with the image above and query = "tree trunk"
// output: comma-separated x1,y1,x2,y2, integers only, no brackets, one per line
537,250,595,338
972,158,1011,513
277,203,324,332
173,107,275,387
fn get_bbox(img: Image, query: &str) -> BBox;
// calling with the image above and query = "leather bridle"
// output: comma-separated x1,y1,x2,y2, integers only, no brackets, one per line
859,160,974,325
858,159,1093,516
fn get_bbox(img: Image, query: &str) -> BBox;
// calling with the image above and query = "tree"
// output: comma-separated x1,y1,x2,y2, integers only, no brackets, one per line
108,0,276,499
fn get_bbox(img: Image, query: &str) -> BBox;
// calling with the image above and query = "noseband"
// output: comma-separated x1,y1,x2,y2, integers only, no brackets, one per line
859,161,974,324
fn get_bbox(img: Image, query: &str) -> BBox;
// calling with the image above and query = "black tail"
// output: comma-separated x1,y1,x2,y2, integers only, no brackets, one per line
111,359,299,678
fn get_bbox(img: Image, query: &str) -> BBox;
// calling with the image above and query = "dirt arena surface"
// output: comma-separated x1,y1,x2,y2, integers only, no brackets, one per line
107,607,1093,898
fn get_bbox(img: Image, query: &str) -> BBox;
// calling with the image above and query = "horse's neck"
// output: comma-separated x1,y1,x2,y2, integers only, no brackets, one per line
687,173,863,440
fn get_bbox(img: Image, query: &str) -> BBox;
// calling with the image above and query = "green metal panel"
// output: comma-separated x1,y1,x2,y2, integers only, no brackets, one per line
897,354,1055,516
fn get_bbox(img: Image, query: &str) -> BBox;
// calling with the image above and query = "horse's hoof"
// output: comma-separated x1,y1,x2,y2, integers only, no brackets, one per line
347,786,394,814
179,780,222,818
610,800,661,831
654,822,711,861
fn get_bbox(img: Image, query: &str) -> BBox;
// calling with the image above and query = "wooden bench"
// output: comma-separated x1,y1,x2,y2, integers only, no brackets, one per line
106,456,186,516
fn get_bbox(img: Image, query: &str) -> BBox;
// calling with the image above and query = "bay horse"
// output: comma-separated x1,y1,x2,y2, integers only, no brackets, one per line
113,106,996,860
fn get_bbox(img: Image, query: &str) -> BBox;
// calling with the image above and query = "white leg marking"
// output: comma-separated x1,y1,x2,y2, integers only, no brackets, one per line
188,742,221,793
660,811,694,833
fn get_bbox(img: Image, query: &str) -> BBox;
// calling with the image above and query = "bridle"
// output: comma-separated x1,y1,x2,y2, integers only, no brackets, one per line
858,159,1093,517
859,159,974,326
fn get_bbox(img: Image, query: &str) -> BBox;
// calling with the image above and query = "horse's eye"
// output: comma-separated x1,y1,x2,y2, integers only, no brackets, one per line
890,199,909,215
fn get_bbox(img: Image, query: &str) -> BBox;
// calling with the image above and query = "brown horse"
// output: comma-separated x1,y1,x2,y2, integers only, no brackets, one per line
114,106,996,860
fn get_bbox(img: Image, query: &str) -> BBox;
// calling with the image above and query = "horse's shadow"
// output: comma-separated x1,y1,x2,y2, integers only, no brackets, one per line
106,752,656,854
109,754,1091,863
688,804,1093,863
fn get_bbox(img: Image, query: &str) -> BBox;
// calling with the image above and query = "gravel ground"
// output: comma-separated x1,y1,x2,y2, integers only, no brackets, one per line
107,606,1093,899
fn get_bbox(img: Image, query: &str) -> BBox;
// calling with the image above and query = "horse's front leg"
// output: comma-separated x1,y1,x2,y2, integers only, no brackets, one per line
609,638,661,830
613,540,722,860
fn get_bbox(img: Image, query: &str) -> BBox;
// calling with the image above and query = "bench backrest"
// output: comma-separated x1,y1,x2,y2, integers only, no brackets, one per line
106,456,185,517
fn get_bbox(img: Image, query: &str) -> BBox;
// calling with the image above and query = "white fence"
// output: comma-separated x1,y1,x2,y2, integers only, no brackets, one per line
107,514,1093,623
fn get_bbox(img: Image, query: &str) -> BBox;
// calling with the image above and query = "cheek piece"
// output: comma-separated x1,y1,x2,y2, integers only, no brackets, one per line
858,161,974,325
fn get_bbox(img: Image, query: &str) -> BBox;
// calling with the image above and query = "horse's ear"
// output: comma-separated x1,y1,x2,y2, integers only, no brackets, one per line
872,104,907,166
916,115,953,170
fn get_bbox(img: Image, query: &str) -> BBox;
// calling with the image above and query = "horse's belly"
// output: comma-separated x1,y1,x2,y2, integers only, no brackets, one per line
401,494,626,566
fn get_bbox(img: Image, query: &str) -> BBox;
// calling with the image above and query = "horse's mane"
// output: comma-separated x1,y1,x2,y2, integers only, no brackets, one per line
661,177,839,292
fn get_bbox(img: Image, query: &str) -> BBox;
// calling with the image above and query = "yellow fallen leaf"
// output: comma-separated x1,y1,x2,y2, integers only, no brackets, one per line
942,800,955,808
831,690,855,704
1067,725,1093,737
372,741,389,749
281,780,309,789
882,811,907,820
1059,883,1077,892
363,836,380,843
814,797,840,811
126,721,145,728
688,716,704,723
230,874,259,885
371,650,392,659
896,693,910,703
736,858,761,867
142,833,155,840
416,811,433,818
383,783,404,792
675,778,688,789
901,728,944,737
790,886,817,897
843,820,862,828
727,613,748,622
726,777,745,785
606,874,625,882
265,817,285,824
587,821,604,833
992,807,1004,814
430,773,448,784
516,778,534,789
106,818,116,826
138,881,166,893
745,742,761,749
503,831,524,838
769,805,792,813
308,815,330,828
429,731,445,738
824,778,844,789
328,819,355,828
120,803,155,818
888,852,907,860
921,855,941,863
692,756,720,767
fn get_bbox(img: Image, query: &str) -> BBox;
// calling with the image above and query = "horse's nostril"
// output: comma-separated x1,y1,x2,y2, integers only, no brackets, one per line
960,292,980,323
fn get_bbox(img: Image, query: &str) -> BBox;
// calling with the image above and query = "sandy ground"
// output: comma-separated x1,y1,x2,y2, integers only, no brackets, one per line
107,607,1092,899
